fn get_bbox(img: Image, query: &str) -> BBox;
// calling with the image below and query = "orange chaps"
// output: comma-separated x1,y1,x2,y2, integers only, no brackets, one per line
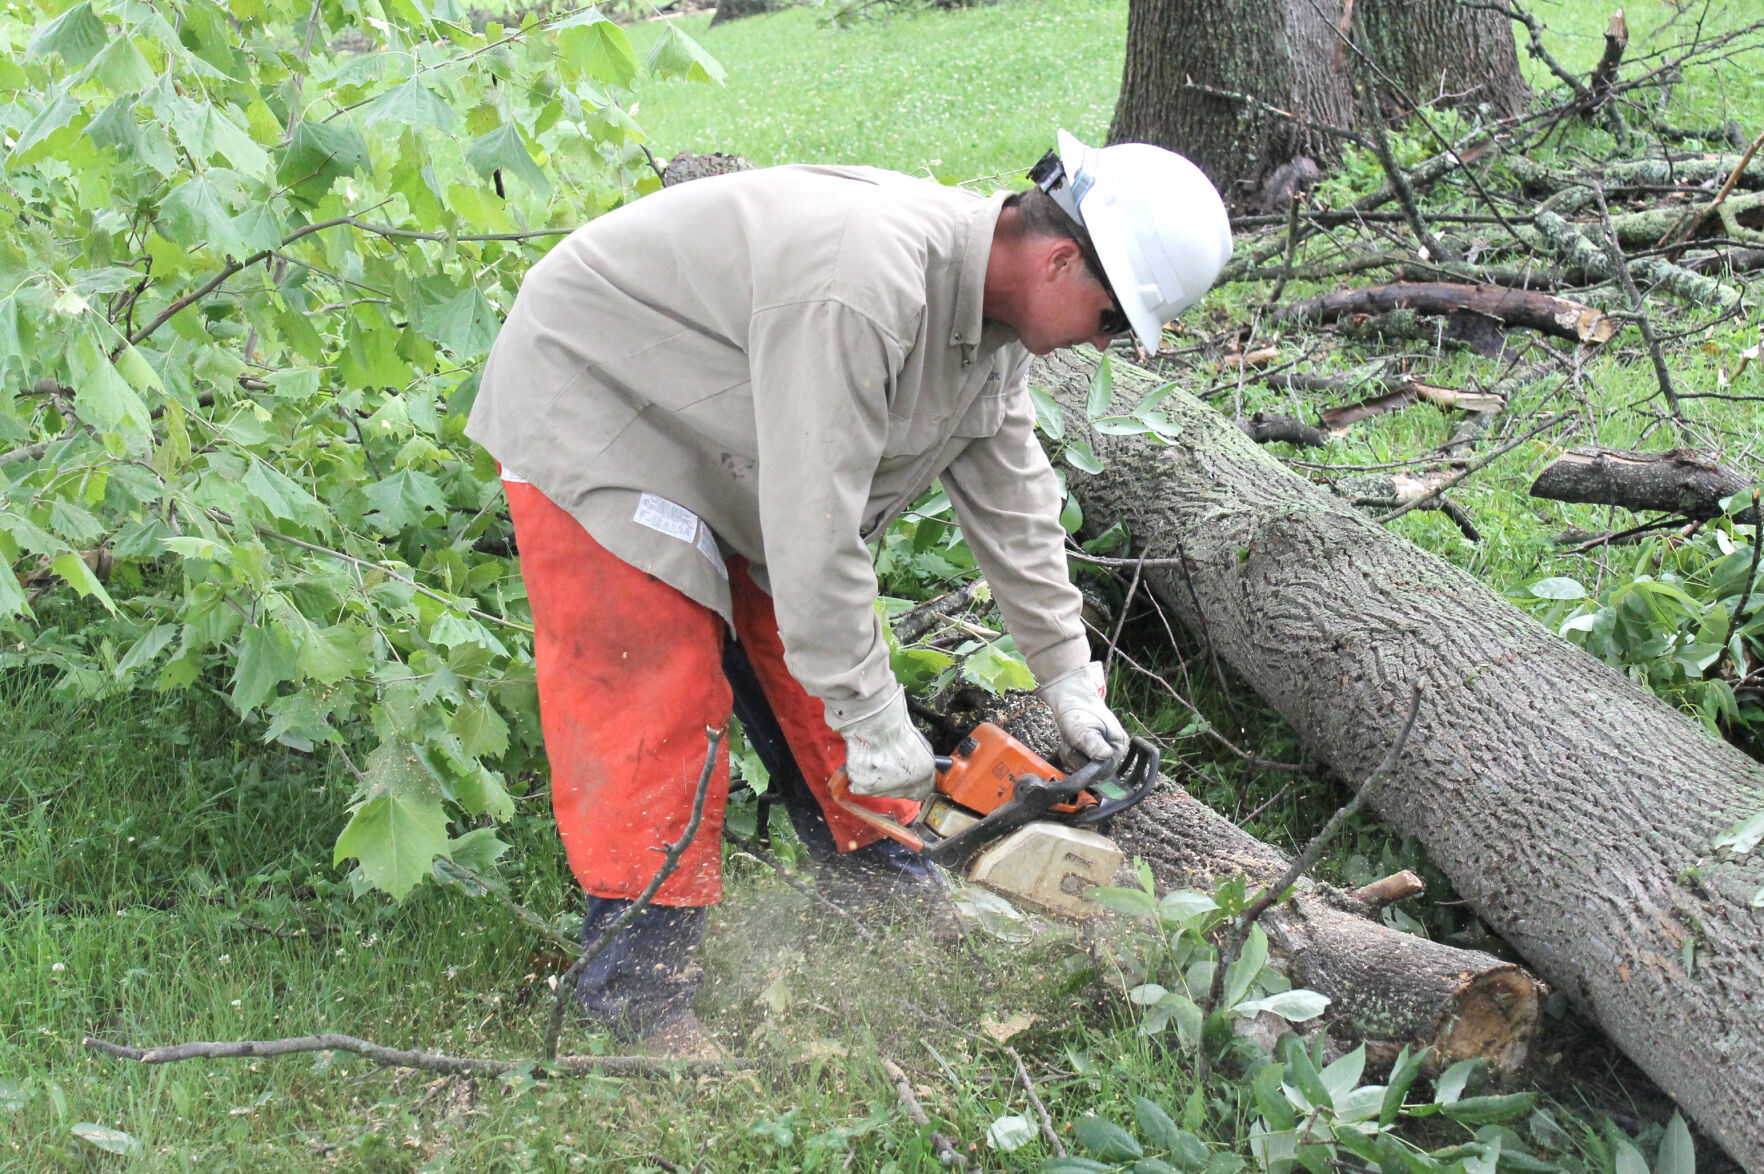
504,479,917,907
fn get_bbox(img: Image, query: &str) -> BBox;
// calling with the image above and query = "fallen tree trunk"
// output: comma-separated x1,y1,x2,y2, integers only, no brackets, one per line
1531,446,1755,521
945,691,1542,1072
1030,349,1764,1170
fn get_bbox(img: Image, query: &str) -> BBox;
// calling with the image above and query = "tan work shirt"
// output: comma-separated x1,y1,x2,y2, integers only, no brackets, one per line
467,164,1089,726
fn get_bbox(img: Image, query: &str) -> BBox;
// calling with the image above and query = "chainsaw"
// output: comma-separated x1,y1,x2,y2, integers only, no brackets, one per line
829,723,1159,919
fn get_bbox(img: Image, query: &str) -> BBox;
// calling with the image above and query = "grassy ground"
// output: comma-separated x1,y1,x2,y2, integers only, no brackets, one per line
7,0,1764,1169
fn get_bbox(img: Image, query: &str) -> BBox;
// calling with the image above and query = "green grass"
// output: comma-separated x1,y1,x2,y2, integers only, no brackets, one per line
0,673,1216,1171
623,0,1127,181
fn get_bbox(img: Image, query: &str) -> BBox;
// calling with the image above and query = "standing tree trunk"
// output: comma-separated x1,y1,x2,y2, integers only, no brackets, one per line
1109,0,1354,208
1353,0,1528,117
1109,0,1528,206
1029,350,1764,1170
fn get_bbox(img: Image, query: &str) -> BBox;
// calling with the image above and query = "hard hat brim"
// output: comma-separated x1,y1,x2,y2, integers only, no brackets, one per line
1080,193,1167,355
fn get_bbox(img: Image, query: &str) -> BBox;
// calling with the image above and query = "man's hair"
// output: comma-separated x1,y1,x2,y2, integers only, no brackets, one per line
1005,186,1113,294
1004,186,1094,250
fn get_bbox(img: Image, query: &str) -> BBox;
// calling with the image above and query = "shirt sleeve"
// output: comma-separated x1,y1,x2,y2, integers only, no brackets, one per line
941,372,1092,687
747,298,905,727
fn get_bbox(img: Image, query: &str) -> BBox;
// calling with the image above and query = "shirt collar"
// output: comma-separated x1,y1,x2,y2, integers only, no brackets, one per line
949,190,1012,353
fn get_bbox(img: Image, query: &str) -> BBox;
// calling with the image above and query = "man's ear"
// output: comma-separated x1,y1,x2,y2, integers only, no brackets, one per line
1042,237,1085,282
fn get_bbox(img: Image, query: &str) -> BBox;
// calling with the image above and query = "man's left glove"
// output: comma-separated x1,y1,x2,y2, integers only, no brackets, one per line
1038,662,1130,764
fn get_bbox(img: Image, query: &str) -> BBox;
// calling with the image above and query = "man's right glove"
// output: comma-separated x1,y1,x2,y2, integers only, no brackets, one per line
1038,662,1131,765
835,687,937,803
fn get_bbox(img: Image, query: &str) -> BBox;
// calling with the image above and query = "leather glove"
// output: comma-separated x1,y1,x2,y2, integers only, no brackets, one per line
1038,662,1130,764
836,687,937,802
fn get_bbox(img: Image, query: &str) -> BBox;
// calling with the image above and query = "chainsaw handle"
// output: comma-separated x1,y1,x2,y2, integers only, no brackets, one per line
1070,737,1161,825
827,768,928,853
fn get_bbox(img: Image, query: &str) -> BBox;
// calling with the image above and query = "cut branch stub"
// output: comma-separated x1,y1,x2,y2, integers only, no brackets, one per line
1277,282,1617,346
1530,447,1755,521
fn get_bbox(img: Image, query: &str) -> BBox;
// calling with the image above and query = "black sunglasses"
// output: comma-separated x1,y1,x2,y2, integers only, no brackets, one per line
1030,152,1130,336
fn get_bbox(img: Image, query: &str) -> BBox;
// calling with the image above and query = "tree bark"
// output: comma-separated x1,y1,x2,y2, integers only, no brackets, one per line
1029,349,1764,1170
1109,0,1526,204
1108,0,1355,205
944,691,1542,1071
1352,0,1528,118
1531,447,1755,522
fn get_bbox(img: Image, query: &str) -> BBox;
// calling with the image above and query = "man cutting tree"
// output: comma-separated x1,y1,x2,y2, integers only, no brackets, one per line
466,132,1231,1056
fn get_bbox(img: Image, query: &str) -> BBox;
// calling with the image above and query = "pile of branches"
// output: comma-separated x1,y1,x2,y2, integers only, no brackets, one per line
1185,11,1763,549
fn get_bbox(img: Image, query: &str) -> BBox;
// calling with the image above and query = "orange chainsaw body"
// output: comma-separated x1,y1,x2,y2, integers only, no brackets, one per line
934,723,1096,820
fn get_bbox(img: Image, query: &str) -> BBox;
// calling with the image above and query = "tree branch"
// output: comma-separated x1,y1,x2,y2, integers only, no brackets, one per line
83,1033,727,1078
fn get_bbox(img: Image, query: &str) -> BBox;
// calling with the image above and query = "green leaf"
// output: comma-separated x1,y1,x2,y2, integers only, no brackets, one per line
645,23,726,85
1087,354,1115,418
0,1077,32,1113
8,86,85,165
444,827,511,874
1088,885,1158,916
1380,1045,1425,1126
1319,1043,1366,1105
1614,1139,1650,1174
1134,1097,1184,1152
451,695,511,758
232,623,299,712
1064,440,1104,475
464,124,552,196
1028,384,1065,440
242,457,321,523
334,789,449,900
1252,1062,1297,1131
1222,922,1268,1009
1134,1161,1179,1174
1656,1112,1695,1174
71,1124,141,1156
452,764,514,821
1529,577,1587,600
90,34,154,92
158,172,243,253
28,2,109,66
366,78,457,133
1042,1160,1113,1174
557,16,638,88
1277,1033,1332,1111
277,118,369,201
412,282,501,357
961,639,1035,694
1157,890,1218,925
1073,1116,1143,1162
1441,1093,1537,1125
1134,1099,1207,1169
987,1114,1036,1153
364,469,449,531
298,624,369,685
1434,1058,1478,1105
1714,809,1764,855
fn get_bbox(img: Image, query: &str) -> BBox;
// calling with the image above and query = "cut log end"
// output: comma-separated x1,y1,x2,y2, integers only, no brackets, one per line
1434,964,1544,1072
1351,870,1426,908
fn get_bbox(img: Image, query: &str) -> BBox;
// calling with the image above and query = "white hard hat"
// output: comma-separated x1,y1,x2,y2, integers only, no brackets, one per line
1033,130,1232,354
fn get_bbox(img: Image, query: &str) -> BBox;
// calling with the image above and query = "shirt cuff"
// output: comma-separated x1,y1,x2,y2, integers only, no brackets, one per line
1027,635,1092,690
